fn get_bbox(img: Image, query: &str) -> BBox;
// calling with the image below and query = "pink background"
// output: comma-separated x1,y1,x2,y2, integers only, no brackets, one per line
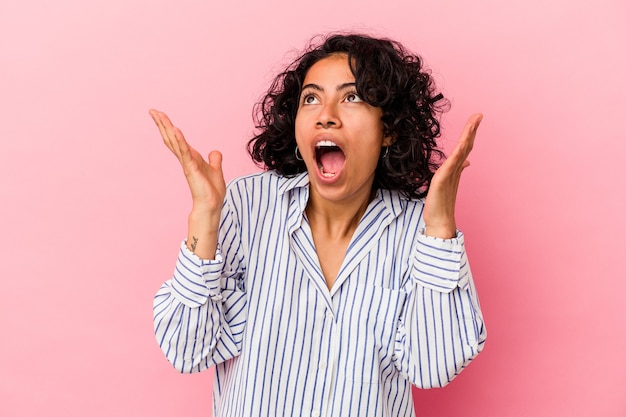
1,0,625,416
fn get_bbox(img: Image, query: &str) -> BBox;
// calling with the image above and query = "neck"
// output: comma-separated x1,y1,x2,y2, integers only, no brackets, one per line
305,187,375,239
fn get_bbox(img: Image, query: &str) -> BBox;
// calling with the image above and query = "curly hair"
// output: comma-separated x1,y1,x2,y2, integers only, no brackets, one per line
248,33,448,199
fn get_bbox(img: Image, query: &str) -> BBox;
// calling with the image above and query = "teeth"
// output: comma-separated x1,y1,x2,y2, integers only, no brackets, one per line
319,166,337,177
316,140,338,148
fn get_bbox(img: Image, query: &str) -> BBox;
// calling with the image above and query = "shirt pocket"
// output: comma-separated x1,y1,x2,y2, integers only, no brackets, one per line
343,285,407,384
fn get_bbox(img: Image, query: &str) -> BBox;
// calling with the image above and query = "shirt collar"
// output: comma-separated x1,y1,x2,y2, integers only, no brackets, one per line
373,187,409,220
278,171,310,195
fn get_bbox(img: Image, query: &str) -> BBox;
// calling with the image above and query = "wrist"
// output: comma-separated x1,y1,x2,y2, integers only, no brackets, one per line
424,224,457,239
188,210,220,234
186,208,221,260
189,199,221,216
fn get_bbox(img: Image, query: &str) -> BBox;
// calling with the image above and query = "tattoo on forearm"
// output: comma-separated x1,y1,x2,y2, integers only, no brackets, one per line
191,236,199,252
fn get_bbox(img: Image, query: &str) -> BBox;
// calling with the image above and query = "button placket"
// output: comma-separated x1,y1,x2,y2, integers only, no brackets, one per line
312,307,336,417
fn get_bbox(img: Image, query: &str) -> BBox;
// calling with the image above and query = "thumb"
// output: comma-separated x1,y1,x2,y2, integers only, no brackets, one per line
208,150,223,171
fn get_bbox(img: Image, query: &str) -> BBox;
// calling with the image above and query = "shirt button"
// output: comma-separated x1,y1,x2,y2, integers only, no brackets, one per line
326,312,333,319
319,361,327,370
312,411,320,417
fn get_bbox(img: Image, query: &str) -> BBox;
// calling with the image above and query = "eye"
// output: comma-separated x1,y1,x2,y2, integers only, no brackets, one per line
345,92,362,103
302,94,319,105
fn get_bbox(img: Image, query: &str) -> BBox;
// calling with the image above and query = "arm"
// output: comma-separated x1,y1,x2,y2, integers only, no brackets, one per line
153,200,247,373
393,231,486,387
422,114,483,239
149,109,225,259
149,110,246,372
393,114,487,386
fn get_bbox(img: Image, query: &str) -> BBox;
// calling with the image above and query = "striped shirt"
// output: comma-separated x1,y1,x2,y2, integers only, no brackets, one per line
153,171,486,417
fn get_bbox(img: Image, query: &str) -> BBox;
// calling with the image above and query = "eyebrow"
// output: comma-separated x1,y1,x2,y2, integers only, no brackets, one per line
301,82,356,92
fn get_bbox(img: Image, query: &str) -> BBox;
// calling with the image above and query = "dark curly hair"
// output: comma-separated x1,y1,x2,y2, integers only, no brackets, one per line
248,33,448,199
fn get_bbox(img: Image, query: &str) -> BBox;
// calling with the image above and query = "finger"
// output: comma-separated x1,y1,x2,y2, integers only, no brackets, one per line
208,150,224,179
154,111,190,164
173,126,195,166
446,113,483,171
207,150,222,171
150,110,178,154
208,151,226,194
458,113,483,153
148,108,161,123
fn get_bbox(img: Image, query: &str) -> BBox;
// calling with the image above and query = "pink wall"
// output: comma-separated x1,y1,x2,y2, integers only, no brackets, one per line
1,0,624,416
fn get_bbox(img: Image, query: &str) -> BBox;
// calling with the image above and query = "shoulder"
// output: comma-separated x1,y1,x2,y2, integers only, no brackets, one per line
227,170,281,192
225,171,304,204
377,188,425,214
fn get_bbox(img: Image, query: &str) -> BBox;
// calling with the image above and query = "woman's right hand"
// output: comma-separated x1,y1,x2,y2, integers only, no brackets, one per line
149,109,226,213
149,109,226,259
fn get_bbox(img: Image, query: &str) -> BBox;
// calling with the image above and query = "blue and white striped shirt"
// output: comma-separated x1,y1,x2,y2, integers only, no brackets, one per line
153,171,486,417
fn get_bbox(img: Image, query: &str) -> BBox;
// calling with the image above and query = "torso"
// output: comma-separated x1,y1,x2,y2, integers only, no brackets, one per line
211,172,423,416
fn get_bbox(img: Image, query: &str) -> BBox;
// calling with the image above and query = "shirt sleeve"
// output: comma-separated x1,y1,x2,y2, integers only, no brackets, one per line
152,198,247,374
393,229,487,388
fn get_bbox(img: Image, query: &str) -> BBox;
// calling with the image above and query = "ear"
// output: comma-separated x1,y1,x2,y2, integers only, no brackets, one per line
382,134,395,147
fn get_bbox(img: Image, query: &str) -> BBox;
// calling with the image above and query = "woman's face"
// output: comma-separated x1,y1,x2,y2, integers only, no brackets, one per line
295,54,391,206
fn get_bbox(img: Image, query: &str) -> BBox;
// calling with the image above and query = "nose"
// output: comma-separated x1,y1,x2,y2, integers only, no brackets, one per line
316,102,341,128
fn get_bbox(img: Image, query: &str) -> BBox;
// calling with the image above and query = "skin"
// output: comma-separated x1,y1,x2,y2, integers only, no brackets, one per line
423,112,483,239
294,55,395,287
149,109,225,260
295,54,392,212
149,56,482,287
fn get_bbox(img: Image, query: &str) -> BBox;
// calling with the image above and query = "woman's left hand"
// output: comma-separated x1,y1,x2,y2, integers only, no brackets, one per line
423,113,483,239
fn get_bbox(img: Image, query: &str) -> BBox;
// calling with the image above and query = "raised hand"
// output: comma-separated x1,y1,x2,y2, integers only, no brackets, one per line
423,114,483,239
149,109,226,258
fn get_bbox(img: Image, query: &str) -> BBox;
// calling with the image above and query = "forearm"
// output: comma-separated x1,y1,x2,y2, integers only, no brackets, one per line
153,283,219,373
423,223,456,239
394,231,486,387
396,281,486,388
186,206,221,260
153,243,244,373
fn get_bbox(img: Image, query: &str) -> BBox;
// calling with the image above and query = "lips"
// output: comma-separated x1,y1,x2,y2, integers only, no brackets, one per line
315,140,346,178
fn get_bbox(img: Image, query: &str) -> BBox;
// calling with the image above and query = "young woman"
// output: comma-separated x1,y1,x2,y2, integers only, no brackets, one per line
150,33,486,417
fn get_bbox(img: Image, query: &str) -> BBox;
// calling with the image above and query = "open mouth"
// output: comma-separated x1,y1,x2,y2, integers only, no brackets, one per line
315,140,346,178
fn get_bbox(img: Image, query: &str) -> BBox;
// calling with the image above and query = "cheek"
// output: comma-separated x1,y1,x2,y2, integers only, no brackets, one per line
294,111,308,136
294,125,305,151
294,115,304,142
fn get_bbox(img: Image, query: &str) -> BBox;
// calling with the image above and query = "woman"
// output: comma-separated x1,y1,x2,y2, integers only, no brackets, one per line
151,33,486,417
